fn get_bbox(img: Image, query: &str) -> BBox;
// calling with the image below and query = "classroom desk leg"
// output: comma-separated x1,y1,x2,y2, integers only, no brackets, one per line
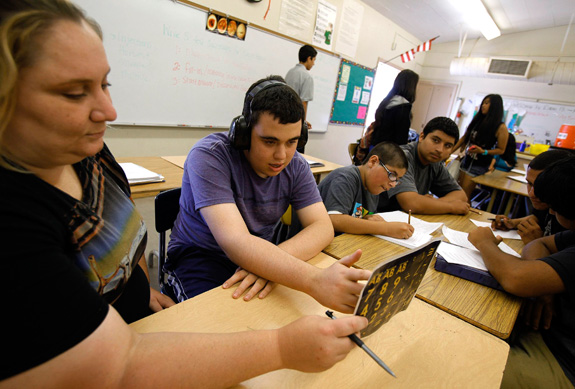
486,188,499,213
504,194,517,217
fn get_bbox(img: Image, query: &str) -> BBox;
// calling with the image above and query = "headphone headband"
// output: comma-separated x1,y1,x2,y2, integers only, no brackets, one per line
229,78,308,151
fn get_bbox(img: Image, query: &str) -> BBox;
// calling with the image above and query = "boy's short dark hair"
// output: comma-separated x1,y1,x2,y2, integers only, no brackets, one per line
298,45,317,63
363,142,408,170
529,149,575,170
422,117,460,143
535,157,575,219
243,75,304,127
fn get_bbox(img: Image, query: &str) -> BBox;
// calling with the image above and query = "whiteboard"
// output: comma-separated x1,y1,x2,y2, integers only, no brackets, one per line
75,0,340,132
471,94,575,144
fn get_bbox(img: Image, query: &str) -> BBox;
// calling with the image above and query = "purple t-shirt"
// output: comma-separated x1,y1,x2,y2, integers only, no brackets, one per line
168,132,321,265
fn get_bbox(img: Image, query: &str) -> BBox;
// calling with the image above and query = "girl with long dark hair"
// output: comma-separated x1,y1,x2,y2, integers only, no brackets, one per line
454,94,509,199
354,69,419,165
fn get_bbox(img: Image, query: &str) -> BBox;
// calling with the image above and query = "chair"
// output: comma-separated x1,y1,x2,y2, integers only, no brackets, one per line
152,187,181,290
348,142,359,163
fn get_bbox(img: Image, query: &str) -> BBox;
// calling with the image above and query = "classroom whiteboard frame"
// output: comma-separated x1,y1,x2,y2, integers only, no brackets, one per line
75,0,341,132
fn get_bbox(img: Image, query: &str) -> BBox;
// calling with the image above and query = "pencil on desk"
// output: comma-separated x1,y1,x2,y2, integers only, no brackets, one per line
408,209,411,224
469,208,482,215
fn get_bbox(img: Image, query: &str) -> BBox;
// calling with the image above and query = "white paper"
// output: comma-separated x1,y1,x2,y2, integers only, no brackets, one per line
470,219,522,240
360,91,370,105
442,225,520,257
372,211,442,249
509,175,528,184
510,168,525,174
334,0,363,58
119,163,164,185
438,242,489,272
312,0,337,50
373,232,433,249
336,84,347,101
305,158,324,167
278,0,314,42
378,211,443,235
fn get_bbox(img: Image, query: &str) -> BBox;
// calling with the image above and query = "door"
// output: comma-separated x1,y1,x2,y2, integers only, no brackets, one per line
411,81,458,132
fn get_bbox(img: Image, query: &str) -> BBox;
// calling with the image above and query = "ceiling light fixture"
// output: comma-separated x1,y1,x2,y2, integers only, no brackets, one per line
450,0,501,40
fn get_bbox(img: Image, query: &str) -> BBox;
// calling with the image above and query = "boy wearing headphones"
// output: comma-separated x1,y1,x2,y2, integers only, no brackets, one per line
166,76,370,314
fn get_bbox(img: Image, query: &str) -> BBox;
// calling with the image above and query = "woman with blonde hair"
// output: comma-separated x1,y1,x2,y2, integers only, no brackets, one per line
0,0,367,386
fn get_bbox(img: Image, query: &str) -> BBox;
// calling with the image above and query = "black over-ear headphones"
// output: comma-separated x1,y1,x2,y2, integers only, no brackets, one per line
229,79,308,150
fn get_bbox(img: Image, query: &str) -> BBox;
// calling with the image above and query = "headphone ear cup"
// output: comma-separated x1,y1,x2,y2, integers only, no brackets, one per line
229,115,250,150
298,120,309,150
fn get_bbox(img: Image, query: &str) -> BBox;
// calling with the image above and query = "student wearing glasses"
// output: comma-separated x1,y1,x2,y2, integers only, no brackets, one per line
381,117,470,215
318,142,414,239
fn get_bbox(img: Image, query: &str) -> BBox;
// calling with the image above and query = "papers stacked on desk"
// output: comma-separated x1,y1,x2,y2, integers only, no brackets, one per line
508,175,528,184
119,163,165,185
470,220,521,240
305,158,325,167
435,226,520,290
373,211,443,249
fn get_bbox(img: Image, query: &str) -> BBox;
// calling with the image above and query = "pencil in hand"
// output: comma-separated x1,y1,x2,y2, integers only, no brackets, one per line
408,209,411,224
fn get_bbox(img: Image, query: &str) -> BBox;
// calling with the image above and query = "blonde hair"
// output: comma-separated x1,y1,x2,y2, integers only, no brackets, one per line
0,0,101,171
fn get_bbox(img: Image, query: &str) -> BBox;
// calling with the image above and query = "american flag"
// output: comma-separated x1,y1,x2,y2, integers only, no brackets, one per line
400,37,438,62
400,49,415,63
416,37,437,52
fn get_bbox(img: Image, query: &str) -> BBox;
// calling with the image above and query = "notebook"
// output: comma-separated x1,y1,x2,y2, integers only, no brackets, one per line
119,163,165,185
354,238,442,337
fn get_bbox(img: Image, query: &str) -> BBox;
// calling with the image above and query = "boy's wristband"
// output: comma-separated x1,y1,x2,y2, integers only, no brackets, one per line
483,150,488,155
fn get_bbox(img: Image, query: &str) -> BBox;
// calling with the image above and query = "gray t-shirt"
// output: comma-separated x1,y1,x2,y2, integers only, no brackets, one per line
285,63,314,102
318,165,378,217
387,141,461,198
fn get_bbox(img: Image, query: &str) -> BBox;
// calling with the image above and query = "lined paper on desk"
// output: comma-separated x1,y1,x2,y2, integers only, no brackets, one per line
441,225,520,257
119,163,165,185
373,211,443,249
470,220,522,240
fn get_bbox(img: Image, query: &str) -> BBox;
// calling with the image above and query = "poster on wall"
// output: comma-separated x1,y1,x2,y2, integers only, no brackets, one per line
330,59,375,126
313,0,337,50
278,0,314,42
334,0,363,59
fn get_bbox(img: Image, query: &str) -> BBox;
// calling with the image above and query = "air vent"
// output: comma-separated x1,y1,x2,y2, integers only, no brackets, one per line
487,58,532,78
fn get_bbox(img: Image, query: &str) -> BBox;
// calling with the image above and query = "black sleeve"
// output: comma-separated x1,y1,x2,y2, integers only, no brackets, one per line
371,104,412,146
0,171,109,380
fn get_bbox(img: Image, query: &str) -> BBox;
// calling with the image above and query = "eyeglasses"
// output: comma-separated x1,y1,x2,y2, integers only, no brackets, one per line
380,162,400,184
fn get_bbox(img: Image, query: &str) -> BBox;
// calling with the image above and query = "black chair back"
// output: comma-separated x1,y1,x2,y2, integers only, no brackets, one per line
154,187,181,289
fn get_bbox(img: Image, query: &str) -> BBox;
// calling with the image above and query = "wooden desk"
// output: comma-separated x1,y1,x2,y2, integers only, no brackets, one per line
130,253,509,388
472,170,529,214
323,212,523,339
161,153,342,184
116,157,184,199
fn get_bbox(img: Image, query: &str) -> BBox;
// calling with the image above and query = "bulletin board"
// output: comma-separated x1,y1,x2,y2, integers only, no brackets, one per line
329,59,375,126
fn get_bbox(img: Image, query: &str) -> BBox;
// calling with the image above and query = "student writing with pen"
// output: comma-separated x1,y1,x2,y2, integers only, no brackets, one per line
490,149,570,244
468,157,575,388
317,142,414,239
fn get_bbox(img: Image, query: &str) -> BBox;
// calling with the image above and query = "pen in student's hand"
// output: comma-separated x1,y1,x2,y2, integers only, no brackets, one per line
487,218,496,221
408,209,411,225
325,311,396,378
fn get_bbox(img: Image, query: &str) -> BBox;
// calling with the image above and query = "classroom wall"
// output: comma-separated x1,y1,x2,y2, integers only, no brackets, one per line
104,0,574,166
420,25,575,135
103,0,423,166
